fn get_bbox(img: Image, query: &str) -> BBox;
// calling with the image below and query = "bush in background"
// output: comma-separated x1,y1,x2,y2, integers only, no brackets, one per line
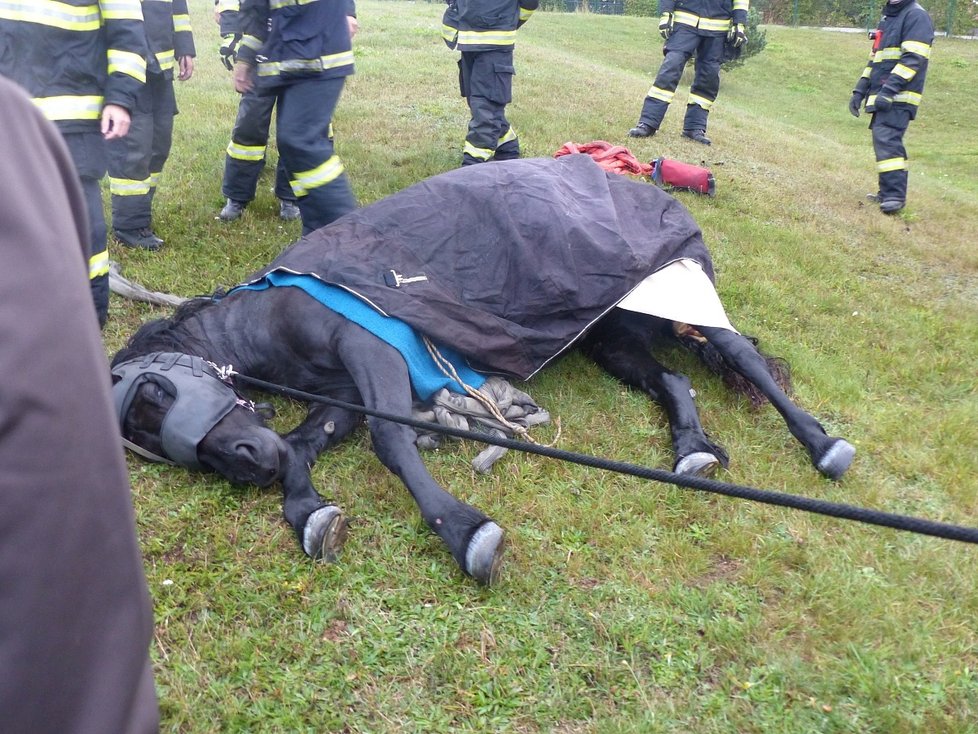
724,7,769,68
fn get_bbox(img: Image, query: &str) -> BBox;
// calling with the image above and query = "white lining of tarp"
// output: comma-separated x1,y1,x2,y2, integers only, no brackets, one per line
528,258,738,380
616,258,737,333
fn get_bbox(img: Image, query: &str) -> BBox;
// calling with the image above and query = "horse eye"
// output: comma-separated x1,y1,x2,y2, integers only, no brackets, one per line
141,382,169,406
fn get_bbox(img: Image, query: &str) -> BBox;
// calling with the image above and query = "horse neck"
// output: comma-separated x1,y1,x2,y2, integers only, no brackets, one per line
174,306,246,368
125,301,244,369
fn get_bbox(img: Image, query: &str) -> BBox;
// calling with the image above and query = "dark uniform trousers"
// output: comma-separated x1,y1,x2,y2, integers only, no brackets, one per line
870,107,912,203
107,72,176,232
222,89,295,204
61,132,110,327
273,76,356,235
459,48,519,166
639,26,725,134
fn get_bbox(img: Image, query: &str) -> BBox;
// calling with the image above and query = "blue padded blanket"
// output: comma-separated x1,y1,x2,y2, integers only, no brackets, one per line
230,271,486,400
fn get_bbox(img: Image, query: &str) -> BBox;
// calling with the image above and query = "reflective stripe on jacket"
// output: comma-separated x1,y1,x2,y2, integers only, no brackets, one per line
659,0,748,35
236,0,355,87
442,0,539,52
854,0,933,117
141,0,196,77
0,0,147,131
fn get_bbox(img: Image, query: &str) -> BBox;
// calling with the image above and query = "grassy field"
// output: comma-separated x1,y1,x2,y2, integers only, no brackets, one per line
103,2,978,731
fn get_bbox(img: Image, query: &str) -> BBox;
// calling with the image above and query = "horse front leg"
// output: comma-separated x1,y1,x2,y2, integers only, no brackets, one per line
283,389,362,468
279,397,361,561
695,325,856,480
339,329,503,585
368,417,504,585
279,448,350,562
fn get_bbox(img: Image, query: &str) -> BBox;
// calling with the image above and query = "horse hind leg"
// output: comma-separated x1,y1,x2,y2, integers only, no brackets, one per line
694,325,856,480
581,311,729,477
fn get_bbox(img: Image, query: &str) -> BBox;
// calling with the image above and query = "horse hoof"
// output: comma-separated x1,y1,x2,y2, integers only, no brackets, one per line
302,505,349,562
674,452,721,478
465,521,505,586
816,439,856,480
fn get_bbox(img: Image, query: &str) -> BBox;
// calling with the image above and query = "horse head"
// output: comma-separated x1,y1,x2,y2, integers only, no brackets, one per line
110,352,287,488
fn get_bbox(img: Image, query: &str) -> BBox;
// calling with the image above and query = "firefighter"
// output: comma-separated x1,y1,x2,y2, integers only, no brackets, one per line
232,0,358,236
216,0,357,223
442,0,539,166
849,0,934,215
0,0,147,328
107,0,196,251
628,0,749,146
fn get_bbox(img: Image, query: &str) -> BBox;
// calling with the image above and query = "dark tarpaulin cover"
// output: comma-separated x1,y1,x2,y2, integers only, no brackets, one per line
245,154,714,379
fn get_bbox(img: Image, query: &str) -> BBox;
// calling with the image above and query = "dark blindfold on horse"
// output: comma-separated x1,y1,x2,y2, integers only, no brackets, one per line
111,352,246,470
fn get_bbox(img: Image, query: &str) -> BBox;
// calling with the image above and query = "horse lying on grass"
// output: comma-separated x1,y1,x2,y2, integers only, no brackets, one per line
111,155,855,585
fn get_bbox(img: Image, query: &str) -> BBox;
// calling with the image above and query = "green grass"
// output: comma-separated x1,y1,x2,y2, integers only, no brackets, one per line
105,3,978,731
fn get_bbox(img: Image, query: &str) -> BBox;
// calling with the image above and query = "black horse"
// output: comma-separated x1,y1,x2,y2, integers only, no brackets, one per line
111,156,855,585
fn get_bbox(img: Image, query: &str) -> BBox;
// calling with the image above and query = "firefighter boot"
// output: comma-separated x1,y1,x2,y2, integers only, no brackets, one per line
114,228,163,251
219,199,248,221
628,122,657,138
682,129,712,146
880,199,905,215
279,199,301,221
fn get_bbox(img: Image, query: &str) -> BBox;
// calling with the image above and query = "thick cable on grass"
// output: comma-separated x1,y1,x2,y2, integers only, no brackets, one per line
233,373,978,546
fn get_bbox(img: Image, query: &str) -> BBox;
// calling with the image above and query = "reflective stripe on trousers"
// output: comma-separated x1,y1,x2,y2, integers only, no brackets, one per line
273,77,356,234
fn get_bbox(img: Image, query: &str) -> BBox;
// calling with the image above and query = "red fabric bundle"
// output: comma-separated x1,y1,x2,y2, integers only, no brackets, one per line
554,140,653,177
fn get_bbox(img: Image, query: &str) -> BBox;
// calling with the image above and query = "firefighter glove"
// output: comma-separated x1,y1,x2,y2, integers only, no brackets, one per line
219,33,240,71
727,23,748,48
658,13,673,40
848,91,865,117
873,93,893,112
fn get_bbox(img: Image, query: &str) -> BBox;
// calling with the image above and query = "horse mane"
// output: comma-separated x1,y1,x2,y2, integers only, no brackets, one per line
111,296,218,367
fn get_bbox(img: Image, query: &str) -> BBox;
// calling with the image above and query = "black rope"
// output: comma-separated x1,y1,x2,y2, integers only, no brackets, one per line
234,373,978,546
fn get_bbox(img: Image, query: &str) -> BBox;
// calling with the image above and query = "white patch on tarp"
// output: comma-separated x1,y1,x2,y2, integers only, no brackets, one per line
616,258,737,333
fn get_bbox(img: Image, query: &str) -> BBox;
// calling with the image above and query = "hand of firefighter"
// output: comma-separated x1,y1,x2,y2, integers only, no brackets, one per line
219,33,240,71
727,23,748,48
873,93,893,112
848,91,865,117
232,60,255,94
658,13,673,40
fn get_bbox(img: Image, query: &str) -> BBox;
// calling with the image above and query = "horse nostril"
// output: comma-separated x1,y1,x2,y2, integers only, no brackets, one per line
233,439,262,465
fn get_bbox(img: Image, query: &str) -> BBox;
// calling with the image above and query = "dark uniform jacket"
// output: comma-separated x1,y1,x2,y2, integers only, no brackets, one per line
0,74,159,734
236,0,355,88
442,0,539,51
142,0,196,78
855,0,933,118
0,0,147,132
659,0,748,35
